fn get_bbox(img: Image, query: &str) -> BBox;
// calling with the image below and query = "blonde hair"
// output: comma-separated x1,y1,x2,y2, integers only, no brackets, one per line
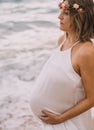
67,0,94,42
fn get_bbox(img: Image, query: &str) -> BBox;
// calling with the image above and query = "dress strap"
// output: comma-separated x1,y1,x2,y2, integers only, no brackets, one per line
59,37,66,48
71,40,80,49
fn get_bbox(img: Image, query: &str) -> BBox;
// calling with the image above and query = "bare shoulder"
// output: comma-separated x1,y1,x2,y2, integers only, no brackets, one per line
58,34,65,45
79,41,94,58
78,41,94,67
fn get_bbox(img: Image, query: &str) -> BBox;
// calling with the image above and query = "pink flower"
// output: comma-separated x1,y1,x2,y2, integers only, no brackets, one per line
78,8,83,12
61,3,65,8
58,2,62,9
61,3,69,10
73,3,79,9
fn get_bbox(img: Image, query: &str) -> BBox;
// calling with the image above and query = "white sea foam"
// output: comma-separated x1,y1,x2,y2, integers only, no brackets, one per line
0,0,62,129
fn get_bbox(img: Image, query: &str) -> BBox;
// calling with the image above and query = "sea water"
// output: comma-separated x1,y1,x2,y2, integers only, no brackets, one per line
0,0,63,129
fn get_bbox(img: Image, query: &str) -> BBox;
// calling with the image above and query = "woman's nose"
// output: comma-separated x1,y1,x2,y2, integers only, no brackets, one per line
58,12,63,20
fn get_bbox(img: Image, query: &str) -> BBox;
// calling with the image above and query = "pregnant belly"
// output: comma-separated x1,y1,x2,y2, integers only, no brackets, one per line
30,95,61,117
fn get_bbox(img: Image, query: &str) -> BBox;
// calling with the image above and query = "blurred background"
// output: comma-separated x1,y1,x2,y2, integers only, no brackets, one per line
0,0,62,129
0,0,93,130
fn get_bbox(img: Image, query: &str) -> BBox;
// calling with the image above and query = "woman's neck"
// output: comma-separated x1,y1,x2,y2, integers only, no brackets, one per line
65,32,79,45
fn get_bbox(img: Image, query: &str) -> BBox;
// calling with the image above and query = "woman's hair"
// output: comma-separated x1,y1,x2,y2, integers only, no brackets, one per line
63,0,94,42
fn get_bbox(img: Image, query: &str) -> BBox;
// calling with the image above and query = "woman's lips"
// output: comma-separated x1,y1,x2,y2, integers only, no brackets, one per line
60,21,64,25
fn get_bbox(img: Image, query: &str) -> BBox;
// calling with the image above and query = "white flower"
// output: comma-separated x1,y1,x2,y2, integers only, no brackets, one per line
64,1,69,5
73,3,79,9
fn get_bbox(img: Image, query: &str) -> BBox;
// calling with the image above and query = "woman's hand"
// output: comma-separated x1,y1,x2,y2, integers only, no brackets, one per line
39,110,62,124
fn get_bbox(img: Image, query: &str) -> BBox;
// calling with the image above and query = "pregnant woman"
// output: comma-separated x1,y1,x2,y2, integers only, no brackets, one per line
30,0,94,130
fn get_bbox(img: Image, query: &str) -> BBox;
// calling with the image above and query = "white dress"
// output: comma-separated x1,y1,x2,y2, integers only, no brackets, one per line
30,41,94,130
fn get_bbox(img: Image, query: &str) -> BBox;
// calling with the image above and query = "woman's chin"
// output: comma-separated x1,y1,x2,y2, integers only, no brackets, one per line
59,26,65,31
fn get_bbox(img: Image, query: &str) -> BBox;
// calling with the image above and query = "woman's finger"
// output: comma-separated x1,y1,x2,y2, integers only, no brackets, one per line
42,110,55,117
39,115,50,123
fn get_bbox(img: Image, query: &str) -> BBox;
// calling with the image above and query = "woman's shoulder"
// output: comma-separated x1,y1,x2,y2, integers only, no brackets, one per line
58,34,65,46
79,41,94,57
78,41,94,65
77,41,94,89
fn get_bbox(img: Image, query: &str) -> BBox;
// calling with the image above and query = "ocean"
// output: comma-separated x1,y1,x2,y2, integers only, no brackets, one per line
0,0,94,130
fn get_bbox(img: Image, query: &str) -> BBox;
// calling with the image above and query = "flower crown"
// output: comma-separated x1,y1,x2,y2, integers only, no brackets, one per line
58,1,85,13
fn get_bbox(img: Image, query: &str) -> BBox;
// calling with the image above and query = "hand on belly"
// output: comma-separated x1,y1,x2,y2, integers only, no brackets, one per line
39,109,62,125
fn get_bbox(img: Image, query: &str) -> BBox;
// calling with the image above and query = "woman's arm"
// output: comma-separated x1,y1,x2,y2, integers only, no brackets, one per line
39,43,94,124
